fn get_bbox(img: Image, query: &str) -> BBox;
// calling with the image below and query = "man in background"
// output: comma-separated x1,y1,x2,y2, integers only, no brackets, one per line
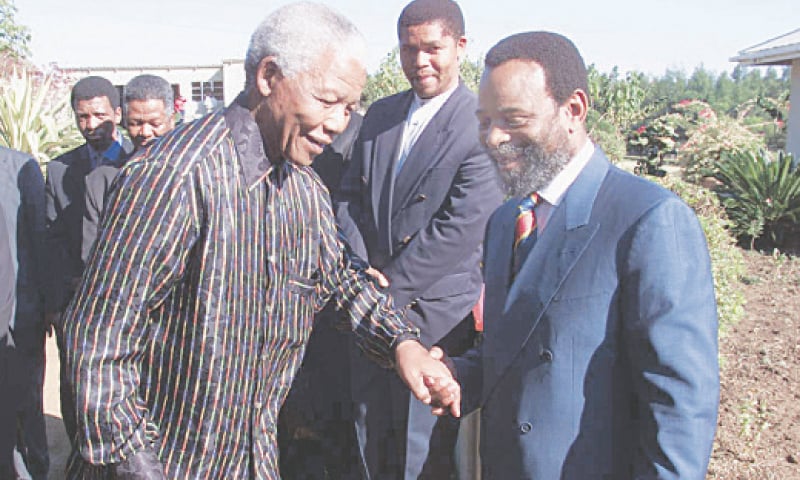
82,74,175,263
335,0,502,477
0,146,47,479
45,75,133,441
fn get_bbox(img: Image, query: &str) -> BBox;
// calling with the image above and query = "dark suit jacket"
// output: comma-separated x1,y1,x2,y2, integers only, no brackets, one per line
45,139,132,313
0,147,46,346
0,205,13,342
82,164,124,264
455,149,719,479
336,83,503,348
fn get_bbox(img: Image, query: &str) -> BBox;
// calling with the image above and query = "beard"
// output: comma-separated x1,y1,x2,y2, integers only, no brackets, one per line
488,128,572,198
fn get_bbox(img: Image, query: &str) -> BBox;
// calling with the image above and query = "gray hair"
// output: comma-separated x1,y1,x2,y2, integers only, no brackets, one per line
245,2,367,87
124,74,174,115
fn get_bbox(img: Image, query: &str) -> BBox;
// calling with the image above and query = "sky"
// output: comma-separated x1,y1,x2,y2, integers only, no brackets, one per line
16,0,799,77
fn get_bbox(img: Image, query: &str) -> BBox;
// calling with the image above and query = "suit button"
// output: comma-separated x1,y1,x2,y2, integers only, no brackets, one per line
519,422,532,434
416,193,427,202
540,349,553,362
401,235,412,245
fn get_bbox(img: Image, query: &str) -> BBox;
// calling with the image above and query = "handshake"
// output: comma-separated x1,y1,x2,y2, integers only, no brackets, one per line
394,340,461,417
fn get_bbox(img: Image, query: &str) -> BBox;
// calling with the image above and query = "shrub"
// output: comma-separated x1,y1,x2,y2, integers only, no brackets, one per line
657,176,746,333
0,67,82,167
713,150,800,250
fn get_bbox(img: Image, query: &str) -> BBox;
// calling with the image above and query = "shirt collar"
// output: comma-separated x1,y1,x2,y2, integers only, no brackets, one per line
224,94,275,188
410,81,458,114
538,139,595,207
87,128,126,167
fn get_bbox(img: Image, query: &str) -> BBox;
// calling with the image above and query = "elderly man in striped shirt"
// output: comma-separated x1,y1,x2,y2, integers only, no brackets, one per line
61,3,460,479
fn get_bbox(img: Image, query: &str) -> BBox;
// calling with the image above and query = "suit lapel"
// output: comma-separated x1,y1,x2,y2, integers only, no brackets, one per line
391,85,467,216
483,149,611,399
369,92,413,235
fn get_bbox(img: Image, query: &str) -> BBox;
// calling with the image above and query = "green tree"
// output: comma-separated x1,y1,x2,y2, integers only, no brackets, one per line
0,0,30,60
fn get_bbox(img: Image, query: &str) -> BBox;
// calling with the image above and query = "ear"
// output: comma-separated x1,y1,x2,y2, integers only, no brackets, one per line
563,89,589,132
255,56,282,98
113,106,123,125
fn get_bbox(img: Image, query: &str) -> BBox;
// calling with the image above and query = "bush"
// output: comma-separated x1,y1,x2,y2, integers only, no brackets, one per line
657,176,746,333
713,150,800,250
0,67,81,167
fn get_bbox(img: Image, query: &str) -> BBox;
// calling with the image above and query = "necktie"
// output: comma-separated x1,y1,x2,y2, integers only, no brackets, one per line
513,193,540,276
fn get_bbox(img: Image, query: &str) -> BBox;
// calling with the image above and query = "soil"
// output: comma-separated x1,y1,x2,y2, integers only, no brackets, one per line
707,250,800,479
42,249,800,479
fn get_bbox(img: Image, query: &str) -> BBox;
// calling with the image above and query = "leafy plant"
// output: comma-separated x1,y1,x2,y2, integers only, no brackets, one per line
0,67,82,167
714,150,800,250
658,176,746,333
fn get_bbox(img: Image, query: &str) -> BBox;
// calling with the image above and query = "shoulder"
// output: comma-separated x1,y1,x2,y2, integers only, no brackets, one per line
48,144,86,171
122,112,230,179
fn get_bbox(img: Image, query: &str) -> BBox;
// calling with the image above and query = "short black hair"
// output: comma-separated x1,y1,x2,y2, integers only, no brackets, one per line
70,76,120,110
124,74,174,115
397,0,465,39
485,31,588,106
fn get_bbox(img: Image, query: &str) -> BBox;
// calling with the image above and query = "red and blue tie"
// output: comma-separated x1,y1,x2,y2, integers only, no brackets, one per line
513,192,540,275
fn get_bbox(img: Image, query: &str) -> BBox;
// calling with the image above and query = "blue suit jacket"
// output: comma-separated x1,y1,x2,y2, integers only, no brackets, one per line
455,149,719,479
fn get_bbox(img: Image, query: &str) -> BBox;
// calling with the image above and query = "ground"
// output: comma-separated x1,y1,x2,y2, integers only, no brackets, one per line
708,250,800,479
42,249,800,479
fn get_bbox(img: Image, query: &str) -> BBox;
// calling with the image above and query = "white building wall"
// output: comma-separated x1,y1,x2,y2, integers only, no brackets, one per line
788,58,800,163
222,59,246,106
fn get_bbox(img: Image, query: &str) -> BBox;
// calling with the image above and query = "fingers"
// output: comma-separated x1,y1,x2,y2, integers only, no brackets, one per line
429,346,444,360
365,267,390,288
424,375,462,418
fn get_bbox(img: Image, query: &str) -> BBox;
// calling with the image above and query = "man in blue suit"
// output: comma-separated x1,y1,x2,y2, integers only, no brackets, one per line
335,1,502,477
432,31,719,479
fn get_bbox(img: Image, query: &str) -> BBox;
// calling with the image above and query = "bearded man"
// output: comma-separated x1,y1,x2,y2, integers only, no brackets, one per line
430,31,719,479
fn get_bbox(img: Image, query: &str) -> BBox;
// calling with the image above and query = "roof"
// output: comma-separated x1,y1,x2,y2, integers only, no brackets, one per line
730,28,800,66
62,59,244,72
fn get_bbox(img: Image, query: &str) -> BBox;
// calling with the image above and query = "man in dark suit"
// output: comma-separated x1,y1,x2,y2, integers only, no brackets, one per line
0,203,18,479
335,1,502,477
44,76,133,440
431,31,719,479
82,74,175,264
0,146,48,479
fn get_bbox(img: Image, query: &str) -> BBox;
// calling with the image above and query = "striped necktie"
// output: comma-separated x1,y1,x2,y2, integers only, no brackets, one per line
513,193,540,275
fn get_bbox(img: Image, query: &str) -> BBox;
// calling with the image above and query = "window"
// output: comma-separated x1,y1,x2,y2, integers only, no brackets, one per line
191,81,224,102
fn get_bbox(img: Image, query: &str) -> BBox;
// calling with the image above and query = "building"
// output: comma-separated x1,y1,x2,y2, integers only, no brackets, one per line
731,28,800,161
64,59,245,121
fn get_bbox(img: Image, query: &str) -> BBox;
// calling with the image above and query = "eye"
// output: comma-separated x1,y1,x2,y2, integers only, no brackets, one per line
504,117,529,129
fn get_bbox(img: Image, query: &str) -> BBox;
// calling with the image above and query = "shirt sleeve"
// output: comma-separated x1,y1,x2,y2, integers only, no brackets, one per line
315,187,419,368
63,159,200,465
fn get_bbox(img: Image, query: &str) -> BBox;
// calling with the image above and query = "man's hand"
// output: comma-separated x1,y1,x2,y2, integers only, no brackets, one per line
365,267,389,288
395,340,461,417
426,346,459,416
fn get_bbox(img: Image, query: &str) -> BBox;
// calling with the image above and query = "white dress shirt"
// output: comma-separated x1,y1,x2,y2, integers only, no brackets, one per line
535,139,595,233
395,83,458,174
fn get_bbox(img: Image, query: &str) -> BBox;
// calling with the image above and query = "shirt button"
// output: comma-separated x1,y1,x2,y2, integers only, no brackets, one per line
267,255,276,263
254,401,263,409
519,422,533,434
540,349,554,362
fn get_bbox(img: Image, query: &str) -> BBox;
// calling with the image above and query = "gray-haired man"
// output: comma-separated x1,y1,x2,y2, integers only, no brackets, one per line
62,2,459,478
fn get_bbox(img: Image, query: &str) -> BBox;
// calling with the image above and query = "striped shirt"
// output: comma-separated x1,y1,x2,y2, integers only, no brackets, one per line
63,99,418,479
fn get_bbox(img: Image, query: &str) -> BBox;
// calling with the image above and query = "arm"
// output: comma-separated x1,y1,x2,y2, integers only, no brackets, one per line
81,170,111,264
63,161,199,466
19,158,47,324
332,131,368,261
621,198,719,478
43,162,71,314
0,206,14,340
316,189,458,413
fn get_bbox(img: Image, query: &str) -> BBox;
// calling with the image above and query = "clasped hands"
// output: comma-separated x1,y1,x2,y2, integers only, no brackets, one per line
395,340,461,417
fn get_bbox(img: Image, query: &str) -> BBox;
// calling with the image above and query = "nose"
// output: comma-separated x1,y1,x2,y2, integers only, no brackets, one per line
483,123,510,149
139,124,155,139
324,104,350,136
414,51,431,69
87,115,103,130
